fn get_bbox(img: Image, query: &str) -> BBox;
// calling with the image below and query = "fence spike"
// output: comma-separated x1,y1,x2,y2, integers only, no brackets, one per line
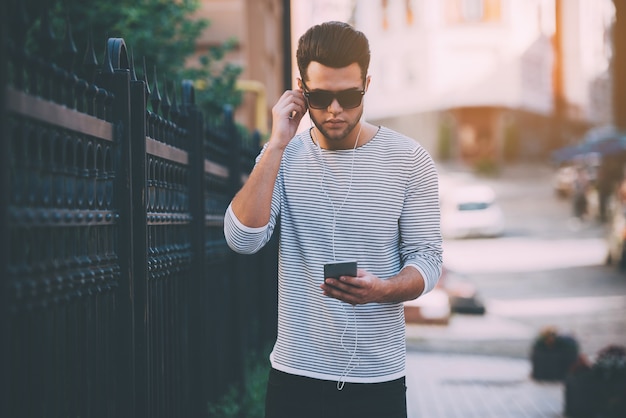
162,78,171,120
151,65,161,114
83,29,98,83
107,38,129,70
102,39,114,75
182,80,195,107
129,47,138,82
142,57,151,105
62,15,77,72
9,1,29,89
38,0,55,61
10,1,28,50
170,82,180,122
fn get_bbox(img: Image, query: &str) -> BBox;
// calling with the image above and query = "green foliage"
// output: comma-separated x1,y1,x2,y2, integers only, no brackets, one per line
23,0,242,114
207,347,271,418
593,345,626,380
239,351,271,417
207,386,242,418
188,57,243,116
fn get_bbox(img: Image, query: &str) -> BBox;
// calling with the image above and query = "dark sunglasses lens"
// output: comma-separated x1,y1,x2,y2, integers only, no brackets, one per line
306,90,363,109
337,91,364,108
307,92,333,109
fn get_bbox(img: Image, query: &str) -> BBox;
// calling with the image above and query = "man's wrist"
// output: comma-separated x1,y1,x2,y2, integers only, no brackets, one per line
266,134,293,152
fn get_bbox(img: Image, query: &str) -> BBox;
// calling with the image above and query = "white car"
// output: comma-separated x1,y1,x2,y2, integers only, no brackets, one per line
441,184,505,239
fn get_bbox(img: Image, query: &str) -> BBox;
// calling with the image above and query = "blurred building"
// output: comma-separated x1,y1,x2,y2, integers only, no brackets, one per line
193,0,290,136
290,0,615,164
194,0,615,163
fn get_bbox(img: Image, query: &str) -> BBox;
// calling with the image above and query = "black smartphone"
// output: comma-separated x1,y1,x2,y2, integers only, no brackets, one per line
324,260,357,279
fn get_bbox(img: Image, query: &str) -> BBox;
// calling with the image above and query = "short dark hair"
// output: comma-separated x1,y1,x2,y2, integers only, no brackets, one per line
296,21,371,83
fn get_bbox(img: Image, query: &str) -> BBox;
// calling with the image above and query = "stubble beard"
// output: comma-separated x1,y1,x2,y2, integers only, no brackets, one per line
310,108,363,147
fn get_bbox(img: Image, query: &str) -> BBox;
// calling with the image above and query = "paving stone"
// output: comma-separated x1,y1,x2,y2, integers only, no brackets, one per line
406,353,564,418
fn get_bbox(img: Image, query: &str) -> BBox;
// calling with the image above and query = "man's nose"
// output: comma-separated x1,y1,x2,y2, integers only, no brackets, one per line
327,98,342,113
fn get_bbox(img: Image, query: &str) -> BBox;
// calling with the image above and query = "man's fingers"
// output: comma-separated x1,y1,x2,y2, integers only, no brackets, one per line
277,90,306,119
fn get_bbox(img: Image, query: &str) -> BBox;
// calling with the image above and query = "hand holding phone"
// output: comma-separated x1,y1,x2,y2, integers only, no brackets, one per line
324,260,357,279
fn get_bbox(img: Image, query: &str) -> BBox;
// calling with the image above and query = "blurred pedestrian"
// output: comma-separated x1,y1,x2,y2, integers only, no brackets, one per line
224,21,442,418
596,157,619,222
573,166,589,220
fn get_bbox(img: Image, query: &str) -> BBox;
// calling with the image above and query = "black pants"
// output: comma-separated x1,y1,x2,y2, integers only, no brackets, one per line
265,368,407,418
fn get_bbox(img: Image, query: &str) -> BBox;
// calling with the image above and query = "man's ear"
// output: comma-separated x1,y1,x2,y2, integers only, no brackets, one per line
297,77,303,90
365,75,371,92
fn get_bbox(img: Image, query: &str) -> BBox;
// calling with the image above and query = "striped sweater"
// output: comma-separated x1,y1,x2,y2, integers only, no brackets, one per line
224,126,442,383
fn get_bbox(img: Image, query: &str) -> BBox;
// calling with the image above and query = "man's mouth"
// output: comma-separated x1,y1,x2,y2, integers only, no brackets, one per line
325,119,345,127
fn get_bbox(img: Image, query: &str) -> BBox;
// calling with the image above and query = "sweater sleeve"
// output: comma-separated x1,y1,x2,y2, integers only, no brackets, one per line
223,145,282,255
399,146,443,295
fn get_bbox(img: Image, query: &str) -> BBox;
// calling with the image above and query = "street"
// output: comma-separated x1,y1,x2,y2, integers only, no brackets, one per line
405,163,626,417
410,163,626,358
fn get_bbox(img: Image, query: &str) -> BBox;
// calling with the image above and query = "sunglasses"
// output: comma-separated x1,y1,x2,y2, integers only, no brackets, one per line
301,79,365,110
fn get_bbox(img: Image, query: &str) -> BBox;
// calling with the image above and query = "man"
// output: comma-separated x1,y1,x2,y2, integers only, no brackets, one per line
224,21,442,418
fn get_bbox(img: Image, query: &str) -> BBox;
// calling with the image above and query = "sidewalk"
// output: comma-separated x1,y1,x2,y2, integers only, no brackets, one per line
405,351,563,418
401,162,588,417
405,315,565,418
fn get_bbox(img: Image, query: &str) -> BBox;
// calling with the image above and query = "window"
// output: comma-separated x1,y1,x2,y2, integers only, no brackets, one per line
381,0,421,29
406,0,415,25
446,0,501,24
382,0,389,30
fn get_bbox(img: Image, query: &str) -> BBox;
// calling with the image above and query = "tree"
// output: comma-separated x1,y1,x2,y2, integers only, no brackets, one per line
21,0,242,115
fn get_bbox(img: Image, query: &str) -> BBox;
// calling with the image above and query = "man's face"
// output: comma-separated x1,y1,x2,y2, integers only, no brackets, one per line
299,62,369,149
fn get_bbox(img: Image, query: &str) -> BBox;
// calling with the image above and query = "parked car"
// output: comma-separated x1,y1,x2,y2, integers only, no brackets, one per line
439,267,486,315
403,265,486,324
441,184,505,239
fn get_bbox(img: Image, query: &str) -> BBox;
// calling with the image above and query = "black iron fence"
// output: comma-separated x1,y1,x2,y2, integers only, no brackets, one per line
1,4,277,418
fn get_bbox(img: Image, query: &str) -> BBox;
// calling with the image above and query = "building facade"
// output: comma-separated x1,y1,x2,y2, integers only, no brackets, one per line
195,0,615,163
195,0,289,136
290,0,615,164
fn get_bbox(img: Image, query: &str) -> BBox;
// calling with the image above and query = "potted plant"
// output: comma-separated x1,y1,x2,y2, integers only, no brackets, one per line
592,345,626,417
563,344,626,418
564,354,596,417
530,326,579,381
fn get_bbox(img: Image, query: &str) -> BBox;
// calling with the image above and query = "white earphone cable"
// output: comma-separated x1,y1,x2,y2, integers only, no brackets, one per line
312,124,361,261
311,122,362,390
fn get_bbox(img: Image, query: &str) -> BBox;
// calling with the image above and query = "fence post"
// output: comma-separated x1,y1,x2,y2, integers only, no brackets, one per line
94,38,135,418
0,0,9,417
225,105,241,197
128,52,148,418
224,105,248,388
182,79,207,417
